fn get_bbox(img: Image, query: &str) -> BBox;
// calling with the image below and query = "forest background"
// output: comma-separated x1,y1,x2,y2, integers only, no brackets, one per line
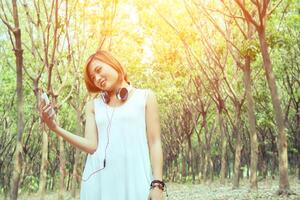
0,0,299,199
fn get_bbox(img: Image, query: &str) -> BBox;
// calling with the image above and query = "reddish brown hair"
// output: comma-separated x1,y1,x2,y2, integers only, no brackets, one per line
84,50,129,93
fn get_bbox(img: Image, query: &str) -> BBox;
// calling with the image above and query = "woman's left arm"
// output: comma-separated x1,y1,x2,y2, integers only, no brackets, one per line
146,89,164,200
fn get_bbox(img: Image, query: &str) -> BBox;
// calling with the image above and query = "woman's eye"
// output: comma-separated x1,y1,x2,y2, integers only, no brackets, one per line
96,67,101,72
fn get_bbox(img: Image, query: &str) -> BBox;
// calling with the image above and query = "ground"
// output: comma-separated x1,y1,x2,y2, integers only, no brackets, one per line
2,177,300,200
165,177,300,200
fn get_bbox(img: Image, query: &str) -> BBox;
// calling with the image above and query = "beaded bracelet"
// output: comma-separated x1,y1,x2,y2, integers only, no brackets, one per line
150,180,169,197
150,183,164,191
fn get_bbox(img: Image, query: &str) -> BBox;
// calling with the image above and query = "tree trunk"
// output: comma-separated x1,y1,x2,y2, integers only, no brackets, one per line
217,109,226,184
71,109,83,198
233,105,242,189
181,147,186,181
195,128,204,182
203,152,208,182
38,128,49,199
258,28,290,192
203,116,212,183
242,56,258,189
260,132,268,179
10,1,24,199
10,144,23,200
187,136,193,178
209,156,213,181
172,159,178,182
298,127,300,180
59,136,66,200
297,107,300,180
298,148,300,180
3,165,9,200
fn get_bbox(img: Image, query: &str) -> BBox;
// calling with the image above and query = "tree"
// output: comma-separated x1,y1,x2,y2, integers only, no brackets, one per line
232,0,290,194
0,0,24,199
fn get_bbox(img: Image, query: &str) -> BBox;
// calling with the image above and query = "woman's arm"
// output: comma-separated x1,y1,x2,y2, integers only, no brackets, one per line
145,89,163,181
40,100,98,154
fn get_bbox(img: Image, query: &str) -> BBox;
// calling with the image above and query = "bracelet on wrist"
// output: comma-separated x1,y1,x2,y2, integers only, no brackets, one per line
150,184,164,191
150,179,169,197
150,180,165,191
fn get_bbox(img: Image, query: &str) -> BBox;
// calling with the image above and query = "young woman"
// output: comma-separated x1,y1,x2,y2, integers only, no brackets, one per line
39,50,165,200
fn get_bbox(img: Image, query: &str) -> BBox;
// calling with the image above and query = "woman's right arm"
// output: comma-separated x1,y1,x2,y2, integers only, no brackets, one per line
40,100,98,154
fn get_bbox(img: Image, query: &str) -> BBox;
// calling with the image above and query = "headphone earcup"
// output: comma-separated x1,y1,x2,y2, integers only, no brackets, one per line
116,87,128,101
101,91,110,104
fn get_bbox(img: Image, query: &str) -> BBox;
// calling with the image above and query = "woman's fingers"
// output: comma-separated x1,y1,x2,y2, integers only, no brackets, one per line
39,104,53,120
42,104,55,116
42,103,51,111
44,105,52,113
49,111,55,119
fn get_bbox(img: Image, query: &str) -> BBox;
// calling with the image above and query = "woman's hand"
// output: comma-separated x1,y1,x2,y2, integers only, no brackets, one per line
148,188,163,200
39,103,58,131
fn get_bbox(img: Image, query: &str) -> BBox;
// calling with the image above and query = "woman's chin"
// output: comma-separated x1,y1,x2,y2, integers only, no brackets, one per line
101,84,112,92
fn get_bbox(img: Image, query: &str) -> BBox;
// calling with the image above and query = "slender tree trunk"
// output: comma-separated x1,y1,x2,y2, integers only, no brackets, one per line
203,117,212,183
297,107,300,180
233,106,242,189
209,156,213,181
270,130,278,178
258,28,290,192
181,147,186,180
72,109,83,198
10,1,24,199
187,136,194,182
196,129,204,181
298,147,300,180
71,149,80,197
172,159,178,182
10,143,23,200
260,132,268,179
3,165,9,200
51,109,65,200
38,128,49,199
246,162,249,178
59,136,66,200
203,153,208,181
242,56,258,189
217,109,226,184
203,118,208,181
298,127,300,180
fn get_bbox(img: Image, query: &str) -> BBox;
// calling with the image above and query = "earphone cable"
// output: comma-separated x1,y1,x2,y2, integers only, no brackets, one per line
82,103,115,182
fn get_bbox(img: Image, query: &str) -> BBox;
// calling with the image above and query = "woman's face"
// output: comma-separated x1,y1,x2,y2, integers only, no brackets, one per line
88,59,120,91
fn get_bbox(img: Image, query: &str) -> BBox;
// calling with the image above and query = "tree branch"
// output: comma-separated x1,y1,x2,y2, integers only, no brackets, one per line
233,0,259,28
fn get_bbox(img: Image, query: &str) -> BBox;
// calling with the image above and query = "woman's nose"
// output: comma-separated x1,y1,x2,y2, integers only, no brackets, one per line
95,74,101,81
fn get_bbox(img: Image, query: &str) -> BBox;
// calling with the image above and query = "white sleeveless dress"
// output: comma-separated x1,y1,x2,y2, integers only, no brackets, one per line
80,88,153,200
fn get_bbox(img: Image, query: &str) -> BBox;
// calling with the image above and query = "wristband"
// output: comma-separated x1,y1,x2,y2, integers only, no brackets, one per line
150,180,168,197
150,184,164,191
150,180,165,190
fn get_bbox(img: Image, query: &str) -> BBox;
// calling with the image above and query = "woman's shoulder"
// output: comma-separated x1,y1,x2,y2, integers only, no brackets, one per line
133,87,154,97
134,87,154,93
134,87,156,103
140,88,158,110
85,99,95,114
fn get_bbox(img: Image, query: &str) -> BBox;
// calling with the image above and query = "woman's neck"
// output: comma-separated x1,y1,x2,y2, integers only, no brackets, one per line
107,81,129,98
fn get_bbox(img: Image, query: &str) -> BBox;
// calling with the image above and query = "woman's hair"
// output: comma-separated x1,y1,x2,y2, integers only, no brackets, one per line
84,50,129,93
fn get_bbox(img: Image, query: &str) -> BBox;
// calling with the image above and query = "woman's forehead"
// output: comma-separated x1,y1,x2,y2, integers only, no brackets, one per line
90,59,105,68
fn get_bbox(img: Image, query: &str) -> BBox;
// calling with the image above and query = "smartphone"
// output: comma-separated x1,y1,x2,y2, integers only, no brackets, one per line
41,92,55,116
